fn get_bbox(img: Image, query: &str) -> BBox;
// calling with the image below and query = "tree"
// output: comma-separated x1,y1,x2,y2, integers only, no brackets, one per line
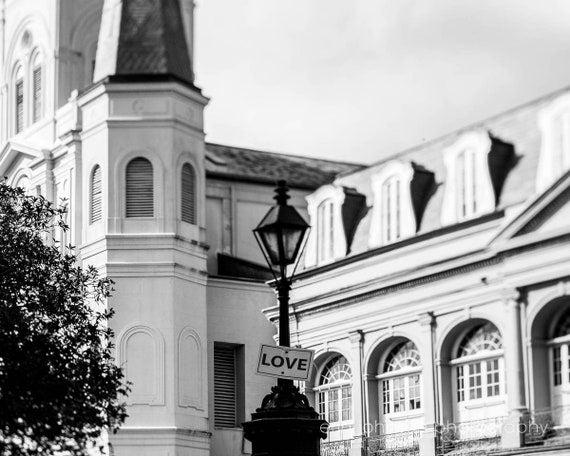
0,182,128,455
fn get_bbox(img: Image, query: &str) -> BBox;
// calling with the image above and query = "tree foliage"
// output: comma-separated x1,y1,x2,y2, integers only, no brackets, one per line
0,183,128,455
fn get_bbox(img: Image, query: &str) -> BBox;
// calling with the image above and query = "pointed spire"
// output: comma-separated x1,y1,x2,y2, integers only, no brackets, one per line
94,0,194,85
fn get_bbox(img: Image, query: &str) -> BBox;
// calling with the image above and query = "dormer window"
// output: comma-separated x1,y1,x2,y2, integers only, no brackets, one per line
305,185,347,267
370,161,418,248
536,94,570,193
317,199,334,262
381,175,402,244
441,131,497,225
456,147,478,219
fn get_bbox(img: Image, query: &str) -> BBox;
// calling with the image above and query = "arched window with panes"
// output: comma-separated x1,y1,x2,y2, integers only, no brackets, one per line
126,157,154,218
181,163,196,224
452,322,506,424
90,165,102,224
316,356,353,440
378,341,423,434
549,312,570,422
317,199,334,263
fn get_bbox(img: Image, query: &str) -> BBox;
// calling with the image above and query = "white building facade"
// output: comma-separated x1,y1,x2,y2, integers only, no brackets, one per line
278,92,570,456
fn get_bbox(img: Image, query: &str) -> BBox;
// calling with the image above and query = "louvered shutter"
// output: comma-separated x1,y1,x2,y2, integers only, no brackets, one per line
181,164,196,224
90,165,102,224
15,79,24,133
126,158,154,217
214,344,236,428
33,66,42,123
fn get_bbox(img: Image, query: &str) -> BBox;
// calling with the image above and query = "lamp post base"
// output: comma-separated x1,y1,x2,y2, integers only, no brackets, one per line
243,384,327,456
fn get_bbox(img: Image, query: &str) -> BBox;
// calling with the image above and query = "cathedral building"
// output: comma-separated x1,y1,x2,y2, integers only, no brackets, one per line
3,1,570,456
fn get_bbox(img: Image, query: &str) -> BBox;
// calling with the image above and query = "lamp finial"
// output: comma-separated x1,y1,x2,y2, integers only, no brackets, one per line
274,180,290,206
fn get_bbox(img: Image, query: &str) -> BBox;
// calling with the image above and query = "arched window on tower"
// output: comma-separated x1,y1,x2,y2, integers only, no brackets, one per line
181,163,196,224
452,322,506,425
316,356,353,430
126,158,154,218
14,65,24,134
90,165,102,224
31,52,43,123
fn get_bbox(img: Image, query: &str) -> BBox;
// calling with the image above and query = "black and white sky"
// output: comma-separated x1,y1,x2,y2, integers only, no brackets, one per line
195,0,570,164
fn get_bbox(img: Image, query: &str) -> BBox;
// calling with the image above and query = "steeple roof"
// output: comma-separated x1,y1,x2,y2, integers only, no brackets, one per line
94,0,193,85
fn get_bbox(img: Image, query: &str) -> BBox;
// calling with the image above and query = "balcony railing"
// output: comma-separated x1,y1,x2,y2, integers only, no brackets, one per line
437,416,506,455
321,438,353,456
525,405,570,447
365,429,421,455
320,430,421,456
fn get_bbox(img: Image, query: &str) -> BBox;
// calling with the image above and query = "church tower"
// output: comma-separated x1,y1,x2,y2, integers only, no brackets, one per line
81,0,210,454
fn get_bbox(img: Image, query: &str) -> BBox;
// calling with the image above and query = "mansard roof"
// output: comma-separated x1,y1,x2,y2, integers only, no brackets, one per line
338,86,570,256
205,143,364,190
94,0,193,84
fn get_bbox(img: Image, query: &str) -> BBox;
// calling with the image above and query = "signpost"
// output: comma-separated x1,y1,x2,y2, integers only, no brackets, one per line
256,344,314,381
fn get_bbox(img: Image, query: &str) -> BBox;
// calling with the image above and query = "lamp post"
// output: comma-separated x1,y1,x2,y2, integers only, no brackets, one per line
243,180,327,456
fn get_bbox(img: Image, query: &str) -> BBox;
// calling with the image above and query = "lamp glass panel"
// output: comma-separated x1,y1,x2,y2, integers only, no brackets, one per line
281,227,304,264
259,229,281,265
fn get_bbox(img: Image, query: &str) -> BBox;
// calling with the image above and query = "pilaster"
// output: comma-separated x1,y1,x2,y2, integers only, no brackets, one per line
501,291,527,449
348,330,365,456
418,312,437,456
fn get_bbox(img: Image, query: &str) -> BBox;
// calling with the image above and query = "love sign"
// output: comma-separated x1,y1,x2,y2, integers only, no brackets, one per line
256,344,314,381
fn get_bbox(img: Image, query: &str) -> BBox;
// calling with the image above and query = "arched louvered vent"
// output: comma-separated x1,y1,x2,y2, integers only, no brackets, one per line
181,163,196,224
126,157,154,218
90,165,102,224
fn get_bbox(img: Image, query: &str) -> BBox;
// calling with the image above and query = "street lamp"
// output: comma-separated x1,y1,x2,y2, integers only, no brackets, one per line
253,180,310,350
243,180,327,456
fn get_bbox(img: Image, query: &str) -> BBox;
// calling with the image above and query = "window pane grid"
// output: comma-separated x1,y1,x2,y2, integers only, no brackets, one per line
457,365,465,402
457,358,503,402
408,374,421,410
393,377,406,413
328,391,339,423
382,380,390,414
318,392,326,420
486,359,500,397
468,362,482,400
341,385,352,421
